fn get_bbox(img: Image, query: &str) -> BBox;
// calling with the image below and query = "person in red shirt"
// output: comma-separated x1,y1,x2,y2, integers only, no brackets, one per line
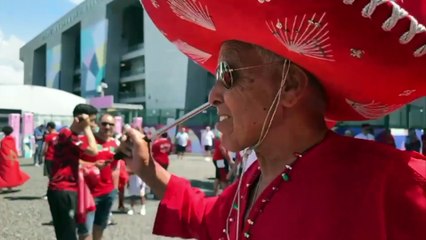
78,114,120,240
118,1,426,239
42,121,59,200
152,133,172,170
0,126,30,192
115,159,128,213
43,122,59,179
47,104,98,240
212,136,232,195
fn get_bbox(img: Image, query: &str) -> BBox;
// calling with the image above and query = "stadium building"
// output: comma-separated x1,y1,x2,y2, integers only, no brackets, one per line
19,0,216,126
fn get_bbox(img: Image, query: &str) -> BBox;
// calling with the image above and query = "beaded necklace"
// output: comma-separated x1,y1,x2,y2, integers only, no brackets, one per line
224,152,303,240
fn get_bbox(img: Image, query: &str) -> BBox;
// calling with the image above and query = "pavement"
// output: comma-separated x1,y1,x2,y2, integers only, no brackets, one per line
0,155,215,240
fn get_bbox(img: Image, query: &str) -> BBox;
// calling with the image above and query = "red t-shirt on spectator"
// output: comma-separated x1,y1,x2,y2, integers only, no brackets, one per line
44,132,59,161
152,137,172,166
213,139,226,161
49,128,88,192
116,160,128,191
80,136,117,197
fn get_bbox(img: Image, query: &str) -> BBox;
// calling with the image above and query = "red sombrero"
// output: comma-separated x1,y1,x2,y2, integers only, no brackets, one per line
140,0,426,121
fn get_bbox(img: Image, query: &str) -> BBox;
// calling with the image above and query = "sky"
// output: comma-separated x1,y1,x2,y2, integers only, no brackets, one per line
0,0,85,85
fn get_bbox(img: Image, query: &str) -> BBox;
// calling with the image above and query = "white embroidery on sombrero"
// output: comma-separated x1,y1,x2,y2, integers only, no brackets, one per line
346,99,403,119
400,18,426,44
345,0,426,57
382,3,408,31
399,89,416,97
342,0,355,4
266,12,334,61
173,40,212,63
151,0,159,8
350,48,365,58
343,0,405,6
258,0,271,3
168,0,216,31
414,44,426,57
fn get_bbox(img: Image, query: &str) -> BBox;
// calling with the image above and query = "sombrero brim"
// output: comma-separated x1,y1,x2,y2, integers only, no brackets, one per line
141,0,426,121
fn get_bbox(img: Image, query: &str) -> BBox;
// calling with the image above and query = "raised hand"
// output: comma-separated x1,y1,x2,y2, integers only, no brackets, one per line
71,114,91,133
118,128,151,175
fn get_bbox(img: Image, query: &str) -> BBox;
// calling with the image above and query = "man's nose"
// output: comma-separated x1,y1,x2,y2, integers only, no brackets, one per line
208,81,225,107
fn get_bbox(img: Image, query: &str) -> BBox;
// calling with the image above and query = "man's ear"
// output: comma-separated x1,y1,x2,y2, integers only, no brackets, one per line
280,64,309,108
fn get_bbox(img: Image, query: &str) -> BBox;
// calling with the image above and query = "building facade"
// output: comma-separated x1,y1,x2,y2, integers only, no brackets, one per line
19,0,215,126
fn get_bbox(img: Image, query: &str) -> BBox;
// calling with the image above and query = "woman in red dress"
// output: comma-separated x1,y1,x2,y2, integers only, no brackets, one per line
0,126,30,192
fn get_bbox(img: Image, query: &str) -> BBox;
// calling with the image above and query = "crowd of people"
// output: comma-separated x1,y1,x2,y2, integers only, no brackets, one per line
0,103,176,240
342,123,426,152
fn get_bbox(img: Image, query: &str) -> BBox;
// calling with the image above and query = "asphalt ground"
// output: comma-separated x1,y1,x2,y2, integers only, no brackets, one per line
0,155,215,240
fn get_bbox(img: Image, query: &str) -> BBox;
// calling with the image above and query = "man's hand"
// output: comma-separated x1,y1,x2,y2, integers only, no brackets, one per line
117,127,172,199
70,114,91,133
117,128,151,175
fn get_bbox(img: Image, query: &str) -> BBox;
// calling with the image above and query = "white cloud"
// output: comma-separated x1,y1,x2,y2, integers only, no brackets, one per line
0,29,25,85
68,0,85,5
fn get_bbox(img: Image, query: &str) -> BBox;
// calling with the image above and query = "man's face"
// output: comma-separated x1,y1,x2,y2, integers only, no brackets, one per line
209,42,283,151
89,114,98,130
98,115,115,137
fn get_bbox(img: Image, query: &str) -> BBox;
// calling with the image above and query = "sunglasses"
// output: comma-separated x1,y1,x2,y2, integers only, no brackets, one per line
215,61,284,89
101,122,115,127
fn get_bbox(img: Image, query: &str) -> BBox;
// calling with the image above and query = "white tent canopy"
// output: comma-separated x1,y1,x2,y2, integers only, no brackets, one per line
0,85,86,115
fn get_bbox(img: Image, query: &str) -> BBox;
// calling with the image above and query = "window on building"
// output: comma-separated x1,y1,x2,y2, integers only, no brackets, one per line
72,74,81,96
74,33,81,70
119,81,145,99
120,56,145,77
122,5,144,52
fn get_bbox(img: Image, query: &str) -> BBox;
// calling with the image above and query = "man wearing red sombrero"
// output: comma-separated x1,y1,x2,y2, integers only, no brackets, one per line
119,0,426,239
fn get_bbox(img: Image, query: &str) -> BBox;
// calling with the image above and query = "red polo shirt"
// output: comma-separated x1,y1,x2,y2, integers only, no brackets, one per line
80,136,117,197
44,132,59,161
49,128,88,192
212,139,225,161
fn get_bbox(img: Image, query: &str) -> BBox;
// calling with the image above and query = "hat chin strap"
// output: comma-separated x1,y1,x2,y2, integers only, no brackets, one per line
252,59,291,150
225,60,291,240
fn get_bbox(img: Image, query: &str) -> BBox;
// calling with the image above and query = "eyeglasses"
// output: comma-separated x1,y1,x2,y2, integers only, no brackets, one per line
101,122,115,127
215,61,283,89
